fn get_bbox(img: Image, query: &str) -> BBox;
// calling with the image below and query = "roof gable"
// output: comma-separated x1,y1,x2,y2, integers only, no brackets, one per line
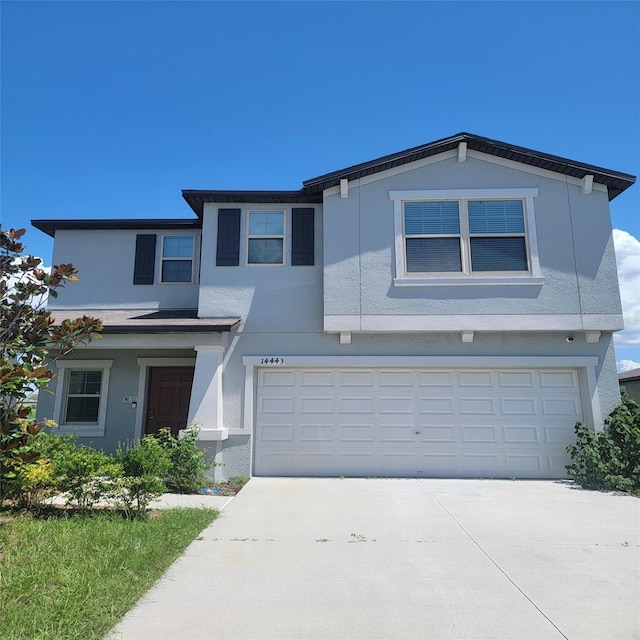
302,132,636,199
182,132,635,216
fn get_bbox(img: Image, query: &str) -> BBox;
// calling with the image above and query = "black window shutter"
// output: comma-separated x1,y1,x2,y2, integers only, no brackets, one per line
133,234,156,284
216,209,241,266
291,208,315,266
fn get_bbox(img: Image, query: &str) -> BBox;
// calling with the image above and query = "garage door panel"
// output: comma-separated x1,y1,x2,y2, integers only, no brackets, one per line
461,425,499,443
501,398,537,415
459,371,494,387
419,454,461,475
380,397,414,413
379,371,414,386
542,398,581,416
260,397,294,414
418,371,454,386
460,397,495,414
540,371,578,387
340,397,374,413
336,452,376,475
380,453,417,475
418,397,456,414
259,424,294,442
340,425,375,442
380,425,415,442
254,367,583,478
300,425,333,442
499,371,536,387
420,426,457,443
340,370,374,386
300,397,333,413
261,370,295,386
544,425,576,443
505,454,543,474
300,370,333,386
502,425,539,444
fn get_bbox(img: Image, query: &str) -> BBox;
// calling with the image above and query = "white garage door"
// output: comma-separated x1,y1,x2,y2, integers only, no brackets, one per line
254,367,583,479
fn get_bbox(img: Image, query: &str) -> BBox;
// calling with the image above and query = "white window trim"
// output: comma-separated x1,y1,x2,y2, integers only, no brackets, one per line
160,234,198,285
246,210,287,266
53,360,113,437
390,188,542,287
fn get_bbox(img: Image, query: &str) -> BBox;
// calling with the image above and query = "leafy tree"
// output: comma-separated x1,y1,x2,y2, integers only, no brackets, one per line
0,227,102,501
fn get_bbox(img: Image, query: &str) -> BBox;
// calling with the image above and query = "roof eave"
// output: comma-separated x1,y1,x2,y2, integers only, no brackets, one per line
182,190,322,217
302,132,636,201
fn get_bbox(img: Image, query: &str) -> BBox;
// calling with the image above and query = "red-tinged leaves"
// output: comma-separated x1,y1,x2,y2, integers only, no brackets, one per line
1,227,102,500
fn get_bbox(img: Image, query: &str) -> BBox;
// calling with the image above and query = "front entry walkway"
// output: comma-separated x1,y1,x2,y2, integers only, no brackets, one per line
108,478,640,640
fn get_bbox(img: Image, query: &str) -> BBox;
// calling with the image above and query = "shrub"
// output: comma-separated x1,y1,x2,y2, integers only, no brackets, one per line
566,394,640,492
156,427,210,493
16,458,56,508
115,436,171,513
54,445,123,509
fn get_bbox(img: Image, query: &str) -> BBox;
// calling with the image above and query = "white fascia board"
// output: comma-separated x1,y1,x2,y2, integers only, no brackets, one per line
466,150,609,193
242,354,599,368
324,314,623,332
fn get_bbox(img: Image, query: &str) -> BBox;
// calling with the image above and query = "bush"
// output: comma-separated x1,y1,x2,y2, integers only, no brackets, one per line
566,394,640,492
54,444,123,509
115,436,171,513
16,459,56,508
155,427,210,493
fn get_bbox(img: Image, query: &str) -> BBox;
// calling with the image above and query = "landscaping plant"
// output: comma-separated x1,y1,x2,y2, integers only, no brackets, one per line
115,436,171,514
156,426,211,493
0,227,101,501
566,393,640,492
53,444,123,510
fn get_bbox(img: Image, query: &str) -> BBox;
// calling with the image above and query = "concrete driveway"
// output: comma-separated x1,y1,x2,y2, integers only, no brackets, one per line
108,478,640,640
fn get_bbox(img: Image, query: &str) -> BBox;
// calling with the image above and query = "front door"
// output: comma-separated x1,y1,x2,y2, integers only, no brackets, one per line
144,367,195,437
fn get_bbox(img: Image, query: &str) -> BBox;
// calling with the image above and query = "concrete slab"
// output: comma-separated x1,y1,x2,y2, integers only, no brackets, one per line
108,478,640,640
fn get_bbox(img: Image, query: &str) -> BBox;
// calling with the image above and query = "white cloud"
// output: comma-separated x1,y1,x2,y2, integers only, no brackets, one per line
617,359,640,373
613,229,640,346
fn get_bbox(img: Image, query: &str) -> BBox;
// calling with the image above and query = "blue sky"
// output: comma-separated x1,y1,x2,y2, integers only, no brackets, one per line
2,1,639,366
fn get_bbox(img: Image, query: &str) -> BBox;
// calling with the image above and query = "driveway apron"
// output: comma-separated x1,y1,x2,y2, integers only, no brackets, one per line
108,478,640,640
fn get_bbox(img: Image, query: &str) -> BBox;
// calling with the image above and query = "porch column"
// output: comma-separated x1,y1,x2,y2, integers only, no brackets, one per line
187,345,228,441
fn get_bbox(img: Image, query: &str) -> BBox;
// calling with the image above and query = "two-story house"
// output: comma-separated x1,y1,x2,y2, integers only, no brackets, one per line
32,133,636,480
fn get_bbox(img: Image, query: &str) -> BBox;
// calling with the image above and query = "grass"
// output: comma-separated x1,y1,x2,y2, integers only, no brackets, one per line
0,508,218,640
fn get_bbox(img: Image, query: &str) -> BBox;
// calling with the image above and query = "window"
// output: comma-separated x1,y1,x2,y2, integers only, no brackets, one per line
65,370,102,423
391,189,541,286
248,211,284,265
161,236,194,282
53,360,112,436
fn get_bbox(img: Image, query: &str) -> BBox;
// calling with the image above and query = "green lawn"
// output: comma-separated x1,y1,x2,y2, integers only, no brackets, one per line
0,508,218,640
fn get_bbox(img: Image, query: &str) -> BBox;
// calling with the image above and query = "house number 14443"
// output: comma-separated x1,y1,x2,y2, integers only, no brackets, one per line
260,357,286,365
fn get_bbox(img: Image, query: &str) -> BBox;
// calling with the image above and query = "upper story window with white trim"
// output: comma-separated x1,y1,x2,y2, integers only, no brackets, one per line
390,188,542,287
161,236,194,283
247,211,285,265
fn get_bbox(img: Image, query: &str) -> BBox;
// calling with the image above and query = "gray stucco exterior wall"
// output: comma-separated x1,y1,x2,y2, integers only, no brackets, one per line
323,154,622,323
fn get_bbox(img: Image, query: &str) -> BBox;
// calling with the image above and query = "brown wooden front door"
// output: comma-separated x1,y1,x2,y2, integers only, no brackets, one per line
144,367,195,437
